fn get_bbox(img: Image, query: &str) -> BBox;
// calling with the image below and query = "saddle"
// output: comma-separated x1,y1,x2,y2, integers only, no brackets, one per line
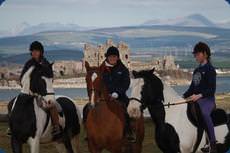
187,103,229,128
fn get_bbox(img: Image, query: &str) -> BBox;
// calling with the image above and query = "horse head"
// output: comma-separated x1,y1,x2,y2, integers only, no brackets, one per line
21,62,55,107
85,61,108,107
128,68,164,118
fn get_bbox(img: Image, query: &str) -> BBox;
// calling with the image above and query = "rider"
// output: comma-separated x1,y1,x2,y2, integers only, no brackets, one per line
183,42,217,153
100,46,136,142
20,41,62,140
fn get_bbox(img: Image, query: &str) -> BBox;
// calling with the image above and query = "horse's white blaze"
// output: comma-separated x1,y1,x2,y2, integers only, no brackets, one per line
21,66,35,94
42,76,55,106
91,72,98,82
128,78,144,118
90,72,97,106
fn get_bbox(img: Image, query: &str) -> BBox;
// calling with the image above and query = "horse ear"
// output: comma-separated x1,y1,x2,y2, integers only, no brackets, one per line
150,67,155,73
85,61,91,72
50,62,54,67
132,70,138,78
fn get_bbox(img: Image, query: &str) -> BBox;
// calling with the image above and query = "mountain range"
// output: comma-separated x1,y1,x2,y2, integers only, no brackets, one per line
1,14,230,38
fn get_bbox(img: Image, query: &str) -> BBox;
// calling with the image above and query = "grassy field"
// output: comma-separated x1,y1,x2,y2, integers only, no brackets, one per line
0,93,229,153
0,119,162,153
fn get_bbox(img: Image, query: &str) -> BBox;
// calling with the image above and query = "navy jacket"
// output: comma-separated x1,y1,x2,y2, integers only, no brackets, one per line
101,60,130,104
183,62,216,98
20,57,50,81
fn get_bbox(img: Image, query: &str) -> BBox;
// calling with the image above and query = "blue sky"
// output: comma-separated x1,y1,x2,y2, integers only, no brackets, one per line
0,0,230,31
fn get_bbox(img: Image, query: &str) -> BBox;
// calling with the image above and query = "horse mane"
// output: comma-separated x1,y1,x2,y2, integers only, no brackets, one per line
29,63,53,95
133,69,164,105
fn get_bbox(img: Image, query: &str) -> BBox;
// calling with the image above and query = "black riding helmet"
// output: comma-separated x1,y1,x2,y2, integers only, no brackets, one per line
193,42,211,59
105,46,120,58
29,41,44,55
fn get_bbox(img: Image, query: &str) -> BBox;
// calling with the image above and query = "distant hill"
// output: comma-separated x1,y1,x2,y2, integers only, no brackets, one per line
142,14,217,27
0,49,83,64
19,22,92,35
0,25,230,64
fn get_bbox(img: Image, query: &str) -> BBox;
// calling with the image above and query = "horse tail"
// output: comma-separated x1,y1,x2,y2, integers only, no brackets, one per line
216,113,230,153
56,97,81,137
191,128,204,153
156,123,181,153
216,132,230,153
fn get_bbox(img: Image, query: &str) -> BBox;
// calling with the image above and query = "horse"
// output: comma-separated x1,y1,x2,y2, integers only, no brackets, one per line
127,68,230,153
83,61,144,153
8,63,81,153
128,68,180,153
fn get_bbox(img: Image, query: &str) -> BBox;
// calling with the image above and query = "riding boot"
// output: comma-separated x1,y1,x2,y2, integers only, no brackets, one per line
6,128,12,136
124,112,136,143
200,145,209,153
50,106,63,141
209,142,217,153
201,136,210,153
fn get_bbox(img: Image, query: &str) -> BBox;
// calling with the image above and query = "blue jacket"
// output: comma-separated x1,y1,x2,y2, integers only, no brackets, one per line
101,60,130,104
183,62,216,98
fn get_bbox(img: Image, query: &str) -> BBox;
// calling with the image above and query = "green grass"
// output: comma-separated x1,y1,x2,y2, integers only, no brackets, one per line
0,120,162,153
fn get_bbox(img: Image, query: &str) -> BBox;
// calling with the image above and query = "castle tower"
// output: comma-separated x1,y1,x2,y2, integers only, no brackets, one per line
83,39,130,69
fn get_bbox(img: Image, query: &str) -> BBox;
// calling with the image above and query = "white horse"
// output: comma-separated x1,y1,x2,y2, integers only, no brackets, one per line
128,69,229,153
8,64,81,153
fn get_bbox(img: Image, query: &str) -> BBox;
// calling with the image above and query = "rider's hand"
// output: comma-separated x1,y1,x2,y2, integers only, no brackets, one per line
190,94,202,102
111,92,119,99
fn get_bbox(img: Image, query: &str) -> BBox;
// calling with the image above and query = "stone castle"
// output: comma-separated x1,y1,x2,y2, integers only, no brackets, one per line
83,39,130,68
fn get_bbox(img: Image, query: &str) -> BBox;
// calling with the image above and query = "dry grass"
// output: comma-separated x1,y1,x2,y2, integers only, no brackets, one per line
0,120,162,153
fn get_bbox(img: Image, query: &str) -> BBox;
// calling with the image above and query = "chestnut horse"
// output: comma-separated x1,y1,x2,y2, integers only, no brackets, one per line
84,62,144,153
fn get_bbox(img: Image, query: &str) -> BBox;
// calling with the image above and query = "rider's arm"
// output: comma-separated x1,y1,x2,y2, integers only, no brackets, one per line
183,81,194,99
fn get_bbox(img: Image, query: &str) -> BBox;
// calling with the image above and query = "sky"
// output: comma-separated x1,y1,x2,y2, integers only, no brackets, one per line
0,0,230,31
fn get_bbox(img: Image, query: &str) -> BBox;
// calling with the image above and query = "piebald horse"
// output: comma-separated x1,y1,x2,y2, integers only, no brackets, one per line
84,62,144,153
8,63,81,153
128,68,230,153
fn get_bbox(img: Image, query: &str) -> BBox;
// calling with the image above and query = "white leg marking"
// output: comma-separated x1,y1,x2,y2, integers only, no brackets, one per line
28,137,40,153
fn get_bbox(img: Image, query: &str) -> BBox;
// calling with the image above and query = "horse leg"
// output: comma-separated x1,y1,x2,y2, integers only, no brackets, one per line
71,135,81,153
88,140,101,153
27,137,40,153
63,134,74,153
11,136,22,153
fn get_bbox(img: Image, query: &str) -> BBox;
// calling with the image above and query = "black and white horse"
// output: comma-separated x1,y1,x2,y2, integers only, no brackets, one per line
8,63,81,153
128,68,230,153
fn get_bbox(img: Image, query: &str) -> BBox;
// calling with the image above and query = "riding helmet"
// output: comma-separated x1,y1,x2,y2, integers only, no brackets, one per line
105,46,120,58
29,41,44,55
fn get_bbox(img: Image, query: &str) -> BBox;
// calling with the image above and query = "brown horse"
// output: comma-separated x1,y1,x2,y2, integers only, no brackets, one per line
84,61,144,153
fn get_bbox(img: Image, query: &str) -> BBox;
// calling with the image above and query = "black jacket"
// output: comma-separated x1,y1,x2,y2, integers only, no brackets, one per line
183,62,216,98
101,60,130,104
20,57,50,81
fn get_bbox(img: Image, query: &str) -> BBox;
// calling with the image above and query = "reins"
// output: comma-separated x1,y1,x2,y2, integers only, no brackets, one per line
129,97,193,108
